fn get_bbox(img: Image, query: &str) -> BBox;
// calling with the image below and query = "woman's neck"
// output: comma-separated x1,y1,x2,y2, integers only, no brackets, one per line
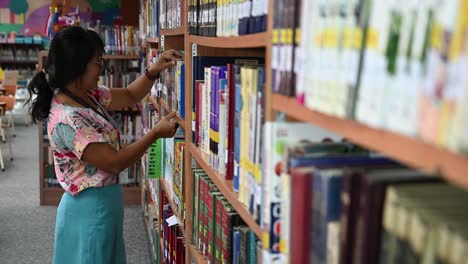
58,82,94,108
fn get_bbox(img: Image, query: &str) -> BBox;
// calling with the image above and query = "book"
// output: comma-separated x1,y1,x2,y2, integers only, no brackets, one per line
262,122,339,257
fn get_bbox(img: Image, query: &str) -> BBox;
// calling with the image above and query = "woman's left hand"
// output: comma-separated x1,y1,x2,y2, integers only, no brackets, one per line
149,49,184,75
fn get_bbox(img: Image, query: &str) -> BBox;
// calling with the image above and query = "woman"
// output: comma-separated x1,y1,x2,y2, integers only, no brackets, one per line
27,26,182,264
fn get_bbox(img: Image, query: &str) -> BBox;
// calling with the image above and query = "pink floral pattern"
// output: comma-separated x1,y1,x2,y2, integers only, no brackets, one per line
48,85,119,196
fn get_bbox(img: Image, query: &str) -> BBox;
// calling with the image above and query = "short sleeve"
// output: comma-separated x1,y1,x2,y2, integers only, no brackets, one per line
90,85,112,109
51,113,108,160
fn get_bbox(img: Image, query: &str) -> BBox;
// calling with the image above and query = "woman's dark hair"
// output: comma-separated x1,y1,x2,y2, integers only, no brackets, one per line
27,26,104,123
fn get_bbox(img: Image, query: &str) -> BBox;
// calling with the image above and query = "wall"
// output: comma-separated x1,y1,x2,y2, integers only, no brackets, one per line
0,0,137,36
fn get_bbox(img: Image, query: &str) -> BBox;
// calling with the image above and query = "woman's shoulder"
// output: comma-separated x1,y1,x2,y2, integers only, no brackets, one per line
49,98,95,126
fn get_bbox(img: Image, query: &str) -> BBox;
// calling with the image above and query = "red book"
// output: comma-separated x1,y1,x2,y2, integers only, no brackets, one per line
290,167,314,264
207,189,213,261
203,180,210,256
225,64,235,180
221,200,229,264
215,197,223,264
199,176,206,254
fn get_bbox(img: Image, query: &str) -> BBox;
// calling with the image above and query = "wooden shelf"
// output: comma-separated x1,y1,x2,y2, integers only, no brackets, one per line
161,28,185,36
189,244,207,264
0,42,42,45
272,94,468,189
160,179,185,231
188,144,263,237
189,32,268,48
147,37,159,43
0,60,36,64
103,54,139,60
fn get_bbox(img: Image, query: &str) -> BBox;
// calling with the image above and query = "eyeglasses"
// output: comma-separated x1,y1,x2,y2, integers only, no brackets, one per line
92,56,104,67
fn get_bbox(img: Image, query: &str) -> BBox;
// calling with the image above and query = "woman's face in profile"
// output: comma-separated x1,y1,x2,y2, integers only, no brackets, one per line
81,52,103,91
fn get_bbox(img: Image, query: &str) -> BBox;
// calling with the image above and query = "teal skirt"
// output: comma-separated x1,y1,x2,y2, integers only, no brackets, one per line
53,184,126,264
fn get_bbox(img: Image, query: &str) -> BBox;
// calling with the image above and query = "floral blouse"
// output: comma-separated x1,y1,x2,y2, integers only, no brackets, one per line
47,85,120,195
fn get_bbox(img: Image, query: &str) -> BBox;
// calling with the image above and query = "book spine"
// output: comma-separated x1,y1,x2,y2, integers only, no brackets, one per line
290,169,313,264
216,196,223,264
226,64,236,180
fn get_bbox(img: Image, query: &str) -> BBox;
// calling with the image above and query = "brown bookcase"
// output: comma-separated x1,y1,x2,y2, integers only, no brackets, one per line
140,0,468,263
37,51,141,206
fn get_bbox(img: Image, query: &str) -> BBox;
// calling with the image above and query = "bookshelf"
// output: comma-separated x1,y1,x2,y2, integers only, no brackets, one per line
140,0,468,263
37,51,142,206
102,54,139,60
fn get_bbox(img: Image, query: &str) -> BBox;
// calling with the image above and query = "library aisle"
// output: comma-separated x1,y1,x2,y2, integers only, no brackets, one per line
0,125,152,264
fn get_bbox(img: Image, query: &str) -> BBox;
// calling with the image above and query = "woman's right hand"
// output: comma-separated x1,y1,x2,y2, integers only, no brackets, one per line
154,111,179,138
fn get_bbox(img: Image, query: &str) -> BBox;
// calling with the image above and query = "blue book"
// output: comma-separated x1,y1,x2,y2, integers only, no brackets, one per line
180,63,185,119
233,228,241,264
233,65,242,192
290,154,400,169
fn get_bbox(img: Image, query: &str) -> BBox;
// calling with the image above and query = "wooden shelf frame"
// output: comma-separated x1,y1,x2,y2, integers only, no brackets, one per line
188,144,263,237
161,28,186,36
103,54,139,60
147,37,159,43
272,94,468,189
189,33,268,48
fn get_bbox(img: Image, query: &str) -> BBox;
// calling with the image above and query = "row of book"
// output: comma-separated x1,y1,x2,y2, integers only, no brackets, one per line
143,99,186,219
191,168,261,264
191,57,266,223
142,181,160,264
0,47,40,63
162,193,186,264
99,59,141,89
93,25,140,56
160,0,184,30
159,57,186,119
143,0,160,38
274,0,468,153
188,0,268,37
259,121,468,264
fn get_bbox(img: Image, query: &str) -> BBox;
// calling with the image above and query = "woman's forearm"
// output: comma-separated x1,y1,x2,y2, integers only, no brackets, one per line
124,71,159,104
113,127,160,172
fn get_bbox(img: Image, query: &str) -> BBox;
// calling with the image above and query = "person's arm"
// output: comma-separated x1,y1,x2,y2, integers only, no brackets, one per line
81,112,178,174
107,50,183,111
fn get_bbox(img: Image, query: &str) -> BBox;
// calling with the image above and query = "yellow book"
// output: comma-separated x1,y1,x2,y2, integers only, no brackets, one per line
239,66,248,206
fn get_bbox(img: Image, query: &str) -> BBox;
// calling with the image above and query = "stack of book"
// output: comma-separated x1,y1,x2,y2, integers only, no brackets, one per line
95,25,140,56
258,121,468,264
191,56,265,222
160,0,184,30
188,0,268,36
99,59,140,89
162,194,186,264
143,0,160,38
191,168,261,264
159,57,185,119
